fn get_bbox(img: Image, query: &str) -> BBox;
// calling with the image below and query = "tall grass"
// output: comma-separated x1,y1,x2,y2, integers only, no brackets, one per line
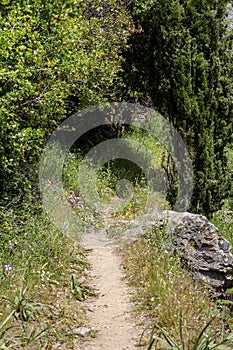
121,224,233,348
0,190,87,348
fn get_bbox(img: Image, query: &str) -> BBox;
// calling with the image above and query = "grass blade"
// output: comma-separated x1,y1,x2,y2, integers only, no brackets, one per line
179,309,185,350
0,311,15,331
156,325,180,349
192,314,218,348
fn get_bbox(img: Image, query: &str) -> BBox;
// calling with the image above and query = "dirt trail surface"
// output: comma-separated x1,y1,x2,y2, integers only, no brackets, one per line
81,227,145,350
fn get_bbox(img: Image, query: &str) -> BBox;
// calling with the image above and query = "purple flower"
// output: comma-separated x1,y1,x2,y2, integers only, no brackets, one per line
67,198,76,205
9,243,13,251
4,264,11,272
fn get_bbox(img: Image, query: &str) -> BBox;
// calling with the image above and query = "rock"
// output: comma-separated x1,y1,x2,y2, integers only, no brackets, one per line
164,211,233,292
71,326,91,337
103,208,233,292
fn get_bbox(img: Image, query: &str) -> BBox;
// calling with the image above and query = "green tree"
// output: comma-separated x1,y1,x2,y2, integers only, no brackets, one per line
122,0,232,216
0,0,132,202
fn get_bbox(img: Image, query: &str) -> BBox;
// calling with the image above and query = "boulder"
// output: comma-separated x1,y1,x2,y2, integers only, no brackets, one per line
103,208,233,292
164,211,233,292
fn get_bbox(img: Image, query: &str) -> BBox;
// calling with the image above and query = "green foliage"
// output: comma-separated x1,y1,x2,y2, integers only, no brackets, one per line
0,196,87,347
20,326,48,348
149,311,233,349
211,210,233,250
0,0,132,201
3,285,45,321
0,311,18,350
122,0,232,216
94,127,170,218
70,274,94,301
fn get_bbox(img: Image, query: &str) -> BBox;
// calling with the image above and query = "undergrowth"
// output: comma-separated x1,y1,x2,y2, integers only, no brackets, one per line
0,196,89,349
0,132,231,348
121,223,233,349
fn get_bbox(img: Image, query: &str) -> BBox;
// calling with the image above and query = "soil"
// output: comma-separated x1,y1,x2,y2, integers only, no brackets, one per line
80,221,146,350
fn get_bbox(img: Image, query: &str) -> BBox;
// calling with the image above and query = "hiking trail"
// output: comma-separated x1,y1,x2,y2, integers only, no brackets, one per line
80,204,146,350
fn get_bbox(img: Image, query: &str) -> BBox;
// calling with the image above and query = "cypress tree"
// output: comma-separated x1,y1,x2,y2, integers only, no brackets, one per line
122,0,232,216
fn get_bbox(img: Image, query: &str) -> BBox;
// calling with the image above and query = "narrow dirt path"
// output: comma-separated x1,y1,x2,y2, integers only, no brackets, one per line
80,227,145,350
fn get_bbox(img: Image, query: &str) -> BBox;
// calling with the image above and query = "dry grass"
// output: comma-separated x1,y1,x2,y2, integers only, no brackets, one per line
121,235,228,348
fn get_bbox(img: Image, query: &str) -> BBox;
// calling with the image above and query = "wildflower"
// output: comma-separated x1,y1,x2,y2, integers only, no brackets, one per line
4,264,12,272
9,243,13,251
50,180,55,185
70,191,74,195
